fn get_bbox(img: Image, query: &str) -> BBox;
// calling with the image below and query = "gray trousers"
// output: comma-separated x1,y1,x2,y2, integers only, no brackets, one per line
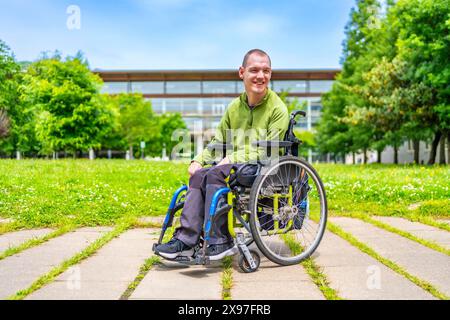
173,163,242,247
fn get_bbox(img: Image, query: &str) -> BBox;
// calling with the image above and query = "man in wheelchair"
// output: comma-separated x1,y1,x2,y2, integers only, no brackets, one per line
154,49,290,261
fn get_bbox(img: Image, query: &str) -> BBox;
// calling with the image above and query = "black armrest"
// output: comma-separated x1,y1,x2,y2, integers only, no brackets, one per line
252,140,293,148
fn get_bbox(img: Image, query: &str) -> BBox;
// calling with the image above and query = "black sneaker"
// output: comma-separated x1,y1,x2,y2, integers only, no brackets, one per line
206,242,236,261
155,238,194,259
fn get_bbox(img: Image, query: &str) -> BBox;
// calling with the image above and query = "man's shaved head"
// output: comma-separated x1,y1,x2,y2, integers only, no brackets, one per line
242,49,271,68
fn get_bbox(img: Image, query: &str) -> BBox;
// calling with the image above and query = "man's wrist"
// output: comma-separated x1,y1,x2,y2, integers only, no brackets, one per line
191,160,202,166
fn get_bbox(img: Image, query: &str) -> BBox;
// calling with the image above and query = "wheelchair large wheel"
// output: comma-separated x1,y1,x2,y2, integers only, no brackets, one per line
248,156,327,266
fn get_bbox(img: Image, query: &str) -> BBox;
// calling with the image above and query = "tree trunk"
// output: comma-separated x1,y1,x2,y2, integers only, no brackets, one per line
363,148,367,164
352,152,355,164
393,145,398,164
377,149,381,163
129,145,134,160
448,133,450,166
439,134,446,164
413,140,420,164
342,152,346,164
428,131,441,165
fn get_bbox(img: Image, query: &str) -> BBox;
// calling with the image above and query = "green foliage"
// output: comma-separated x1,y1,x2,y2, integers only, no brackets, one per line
0,40,28,154
148,112,187,158
1,41,188,158
104,94,187,158
316,0,449,164
107,93,158,158
22,53,114,155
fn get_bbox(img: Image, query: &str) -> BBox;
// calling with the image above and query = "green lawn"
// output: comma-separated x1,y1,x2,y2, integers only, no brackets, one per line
0,160,448,229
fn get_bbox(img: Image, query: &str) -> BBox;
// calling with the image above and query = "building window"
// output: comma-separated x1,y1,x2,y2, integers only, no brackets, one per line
311,103,322,112
101,82,129,94
163,98,200,115
149,98,164,113
166,81,201,94
237,81,245,93
202,81,237,94
272,80,307,93
131,81,164,94
309,80,334,93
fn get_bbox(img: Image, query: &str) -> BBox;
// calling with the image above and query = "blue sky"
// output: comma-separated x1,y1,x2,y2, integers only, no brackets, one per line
0,0,355,70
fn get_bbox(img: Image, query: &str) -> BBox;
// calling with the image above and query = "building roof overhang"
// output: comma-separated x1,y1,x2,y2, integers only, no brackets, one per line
94,69,340,82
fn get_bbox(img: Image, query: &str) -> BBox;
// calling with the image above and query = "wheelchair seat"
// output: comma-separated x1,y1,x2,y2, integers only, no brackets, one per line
228,163,260,189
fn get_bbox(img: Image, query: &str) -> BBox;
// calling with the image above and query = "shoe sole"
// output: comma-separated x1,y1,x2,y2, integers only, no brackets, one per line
158,249,195,260
208,246,238,261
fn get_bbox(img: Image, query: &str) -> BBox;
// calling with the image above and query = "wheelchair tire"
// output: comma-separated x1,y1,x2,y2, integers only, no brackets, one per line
248,156,327,266
238,250,260,273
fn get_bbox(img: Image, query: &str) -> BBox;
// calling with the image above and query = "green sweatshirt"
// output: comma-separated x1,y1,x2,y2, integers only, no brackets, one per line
193,89,289,165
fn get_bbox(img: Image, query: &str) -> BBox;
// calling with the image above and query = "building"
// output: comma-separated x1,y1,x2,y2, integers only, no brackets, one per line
95,69,338,159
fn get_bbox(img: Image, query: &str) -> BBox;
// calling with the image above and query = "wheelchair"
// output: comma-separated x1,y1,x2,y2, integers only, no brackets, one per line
153,110,328,273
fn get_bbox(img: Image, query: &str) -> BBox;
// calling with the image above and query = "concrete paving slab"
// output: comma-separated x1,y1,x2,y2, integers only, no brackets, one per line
330,217,450,297
231,239,325,300
312,226,435,300
130,262,223,300
26,228,159,300
0,229,54,253
0,227,111,299
372,216,450,249
137,216,173,226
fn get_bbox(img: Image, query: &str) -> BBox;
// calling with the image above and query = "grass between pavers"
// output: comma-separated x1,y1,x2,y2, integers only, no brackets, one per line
7,218,134,300
0,222,24,235
335,213,450,256
0,225,76,261
120,255,161,300
282,234,342,300
221,256,233,300
326,221,449,300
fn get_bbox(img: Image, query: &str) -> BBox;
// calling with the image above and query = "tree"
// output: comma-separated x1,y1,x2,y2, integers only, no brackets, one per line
317,1,383,162
392,0,450,164
0,40,23,155
23,53,114,157
151,112,187,159
111,93,159,159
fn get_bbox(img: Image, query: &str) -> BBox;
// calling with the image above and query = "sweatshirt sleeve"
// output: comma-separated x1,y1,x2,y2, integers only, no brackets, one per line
192,108,230,166
228,104,289,163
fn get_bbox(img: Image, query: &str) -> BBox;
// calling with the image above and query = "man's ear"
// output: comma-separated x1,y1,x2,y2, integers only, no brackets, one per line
238,67,244,79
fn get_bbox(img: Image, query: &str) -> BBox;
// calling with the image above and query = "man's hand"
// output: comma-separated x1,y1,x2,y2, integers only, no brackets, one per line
217,156,231,166
188,161,203,177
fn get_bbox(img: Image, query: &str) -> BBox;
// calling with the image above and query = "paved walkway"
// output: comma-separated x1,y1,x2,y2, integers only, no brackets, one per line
231,243,325,300
0,228,54,253
26,228,159,300
372,216,450,249
0,216,449,300
330,217,450,296
0,227,111,299
312,223,435,299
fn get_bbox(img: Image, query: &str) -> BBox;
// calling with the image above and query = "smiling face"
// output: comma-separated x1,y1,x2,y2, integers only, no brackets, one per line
239,53,272,97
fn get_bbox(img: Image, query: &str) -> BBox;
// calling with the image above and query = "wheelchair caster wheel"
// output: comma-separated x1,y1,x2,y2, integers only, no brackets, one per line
238,250,260,273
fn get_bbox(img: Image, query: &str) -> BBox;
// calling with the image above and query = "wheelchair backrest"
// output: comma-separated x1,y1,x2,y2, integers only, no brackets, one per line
282,110,305,157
